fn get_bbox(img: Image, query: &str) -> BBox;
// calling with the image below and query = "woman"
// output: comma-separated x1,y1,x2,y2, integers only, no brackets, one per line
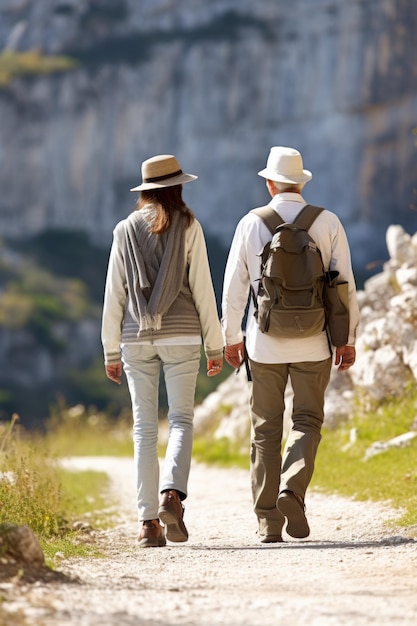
101,154,224,548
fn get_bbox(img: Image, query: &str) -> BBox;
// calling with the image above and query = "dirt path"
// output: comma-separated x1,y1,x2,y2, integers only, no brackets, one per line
2,457,417,626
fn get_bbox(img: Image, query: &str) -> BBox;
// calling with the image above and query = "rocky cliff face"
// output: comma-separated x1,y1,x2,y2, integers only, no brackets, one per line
0,0,416,274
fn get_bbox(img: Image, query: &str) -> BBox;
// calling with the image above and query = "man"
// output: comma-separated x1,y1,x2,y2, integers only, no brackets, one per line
221,146,359,543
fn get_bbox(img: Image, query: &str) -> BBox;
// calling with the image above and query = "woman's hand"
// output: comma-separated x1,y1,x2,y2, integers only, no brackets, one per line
105,363,122,384
207,358,223,377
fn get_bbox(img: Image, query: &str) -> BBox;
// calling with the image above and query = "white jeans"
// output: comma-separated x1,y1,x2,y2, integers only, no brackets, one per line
121,343,201,522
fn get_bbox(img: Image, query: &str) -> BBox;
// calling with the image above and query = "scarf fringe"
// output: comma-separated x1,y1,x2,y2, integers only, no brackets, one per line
138,313,162,333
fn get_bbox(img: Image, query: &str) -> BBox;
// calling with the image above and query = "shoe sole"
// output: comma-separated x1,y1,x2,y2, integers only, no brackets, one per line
138,537,166,548
260,535,283,544
277,492,310,539
158,508,188,542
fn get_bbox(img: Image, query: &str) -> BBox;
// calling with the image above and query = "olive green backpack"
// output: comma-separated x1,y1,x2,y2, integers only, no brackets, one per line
251,204,349,346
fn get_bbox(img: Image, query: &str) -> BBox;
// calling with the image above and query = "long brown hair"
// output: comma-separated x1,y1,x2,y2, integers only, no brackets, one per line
138,185,194,234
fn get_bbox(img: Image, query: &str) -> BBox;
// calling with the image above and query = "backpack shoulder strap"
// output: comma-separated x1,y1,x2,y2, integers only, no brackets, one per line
294,204,325,231
250,206,284,235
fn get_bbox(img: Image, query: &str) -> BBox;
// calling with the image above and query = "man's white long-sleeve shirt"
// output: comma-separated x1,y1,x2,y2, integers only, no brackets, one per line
221,193,360,364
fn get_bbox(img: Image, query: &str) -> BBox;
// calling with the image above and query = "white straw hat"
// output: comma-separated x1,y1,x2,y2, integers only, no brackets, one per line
258,147,312,184
130,154,198,191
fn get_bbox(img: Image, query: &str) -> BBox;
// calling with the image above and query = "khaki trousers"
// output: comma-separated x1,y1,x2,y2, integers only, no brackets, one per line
249,357,332,536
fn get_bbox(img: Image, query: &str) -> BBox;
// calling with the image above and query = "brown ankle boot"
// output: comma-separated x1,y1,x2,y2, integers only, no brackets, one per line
158,490,188,542
138,519,166,548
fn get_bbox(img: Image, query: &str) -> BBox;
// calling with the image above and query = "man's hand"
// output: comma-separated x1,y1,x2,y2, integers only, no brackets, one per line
207,358,223,377
105,363,122,384
224,341,245,369
335,346,356,372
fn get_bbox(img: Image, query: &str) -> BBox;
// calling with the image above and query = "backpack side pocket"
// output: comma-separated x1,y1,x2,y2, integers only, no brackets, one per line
323,271,350,347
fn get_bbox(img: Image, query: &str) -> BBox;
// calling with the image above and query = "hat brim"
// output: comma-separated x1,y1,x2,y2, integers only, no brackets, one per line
257,168,312,184
130,173,197,192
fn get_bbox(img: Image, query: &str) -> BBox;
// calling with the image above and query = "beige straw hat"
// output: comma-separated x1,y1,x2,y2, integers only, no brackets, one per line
258,147,312,184
130,154,198,191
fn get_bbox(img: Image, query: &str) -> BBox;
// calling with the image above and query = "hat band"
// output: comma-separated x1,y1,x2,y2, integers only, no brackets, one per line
143,169,183,183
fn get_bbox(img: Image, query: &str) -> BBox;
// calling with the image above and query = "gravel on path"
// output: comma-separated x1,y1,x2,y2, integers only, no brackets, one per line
1,456,416,626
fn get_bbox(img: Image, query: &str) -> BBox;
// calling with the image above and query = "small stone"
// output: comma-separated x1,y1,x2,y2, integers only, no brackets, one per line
0,523,44,567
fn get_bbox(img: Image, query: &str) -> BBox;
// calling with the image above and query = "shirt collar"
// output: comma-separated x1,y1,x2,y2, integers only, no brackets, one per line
269,192,306,208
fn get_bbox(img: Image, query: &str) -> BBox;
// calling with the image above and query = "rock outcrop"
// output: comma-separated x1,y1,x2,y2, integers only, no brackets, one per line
0,523,44,566
0,0,416,275
0,522,74,583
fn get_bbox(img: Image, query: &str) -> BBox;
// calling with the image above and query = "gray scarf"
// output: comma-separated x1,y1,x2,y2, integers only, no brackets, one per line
122,208,187,333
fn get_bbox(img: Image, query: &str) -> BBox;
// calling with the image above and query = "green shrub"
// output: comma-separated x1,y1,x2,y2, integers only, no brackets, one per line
0,415,67,536
0,50,77,86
